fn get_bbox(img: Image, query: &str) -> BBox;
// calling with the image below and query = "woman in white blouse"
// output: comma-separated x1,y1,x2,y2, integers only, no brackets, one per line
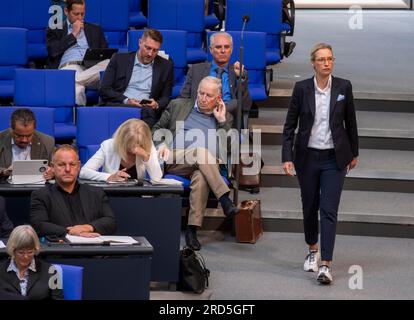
79,118,162,182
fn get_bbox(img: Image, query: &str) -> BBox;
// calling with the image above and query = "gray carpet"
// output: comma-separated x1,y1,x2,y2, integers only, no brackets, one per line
274,10,414,99
190,231,414,300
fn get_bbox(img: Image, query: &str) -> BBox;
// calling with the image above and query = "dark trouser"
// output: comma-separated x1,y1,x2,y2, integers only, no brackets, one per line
296,148,347,261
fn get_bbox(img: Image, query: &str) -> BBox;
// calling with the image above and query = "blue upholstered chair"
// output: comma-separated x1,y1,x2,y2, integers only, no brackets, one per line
0,107,55,137
128,29,187,98
0,28,28,100
148,0,207,64
225,0,289,66
129,0,147,28
85,0,130,51
14,69,76,140
53,264,84,300
76,107,141,164
207,31,267,102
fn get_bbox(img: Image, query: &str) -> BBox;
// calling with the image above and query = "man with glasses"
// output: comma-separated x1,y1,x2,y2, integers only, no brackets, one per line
282,43,359,284
152,76,239,251
0,109,54,180
30,145,117,238
179,32,252,117
99,28,173,128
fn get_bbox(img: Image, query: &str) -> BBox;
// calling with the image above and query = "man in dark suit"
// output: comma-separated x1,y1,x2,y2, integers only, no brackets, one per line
0,109,54,180
30,144,117,238
46,0,109,105
99,29,173,128
282,43,358,285
0,196,13,238
179,31,252,117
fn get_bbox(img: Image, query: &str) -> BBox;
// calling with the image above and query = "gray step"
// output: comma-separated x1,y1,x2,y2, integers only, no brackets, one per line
250,109,414,150
238,187,414,226
259,146,414,192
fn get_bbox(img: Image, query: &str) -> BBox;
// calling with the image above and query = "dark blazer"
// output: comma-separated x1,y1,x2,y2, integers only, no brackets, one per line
282,76,359,171
179,62,252,114
0,257,63,300
99,52,174,113
0,129,55,174
0,196,13,238
30,183,117,237
46,21,108,69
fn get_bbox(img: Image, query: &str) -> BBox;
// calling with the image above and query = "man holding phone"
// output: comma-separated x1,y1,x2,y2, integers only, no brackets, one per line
100,29,173,128
152,76,239,251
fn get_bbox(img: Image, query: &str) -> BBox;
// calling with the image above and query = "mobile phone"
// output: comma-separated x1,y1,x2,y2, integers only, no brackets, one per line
140,99,151,105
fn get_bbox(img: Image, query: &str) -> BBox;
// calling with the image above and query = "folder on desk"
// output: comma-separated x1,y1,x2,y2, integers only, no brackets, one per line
65,235,139,245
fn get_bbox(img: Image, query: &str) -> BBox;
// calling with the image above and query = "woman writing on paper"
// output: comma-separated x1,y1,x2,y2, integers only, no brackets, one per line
79,119,163,182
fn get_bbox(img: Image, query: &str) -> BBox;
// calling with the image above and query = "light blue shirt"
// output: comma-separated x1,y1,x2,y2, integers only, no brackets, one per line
308,76,334,149
59,21,89,68
210,62,232,102
7,258,37,296
11,138,32,161
123,55,153,102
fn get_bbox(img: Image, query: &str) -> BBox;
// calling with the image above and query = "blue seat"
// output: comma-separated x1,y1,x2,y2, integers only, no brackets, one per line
204,0,220,30
225,0,287,66
0,28,27,99
76,107,141,163
148,0,207,64
128,29,187,98
164,173,230,191
85,0,130,51
0,107,55,137
207,31,267,102
14,69,76,140
53,264,83,300
129,0,147,28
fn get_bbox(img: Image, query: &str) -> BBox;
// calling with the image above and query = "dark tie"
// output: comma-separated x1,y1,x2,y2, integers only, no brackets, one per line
216,67,224,80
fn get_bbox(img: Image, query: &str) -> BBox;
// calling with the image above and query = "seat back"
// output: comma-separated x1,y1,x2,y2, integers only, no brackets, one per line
148,0,206,63
128,29,187,98
85,0,129,51
76,107,141,163
0,107,55,137
53,264,84,300
14,69,76,139
207,31,267,101
225,0,284,65
0,28,28,99
129,0,147,28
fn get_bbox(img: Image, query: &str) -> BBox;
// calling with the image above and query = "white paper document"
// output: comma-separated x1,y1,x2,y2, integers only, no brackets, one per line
150,178,182,185
65,235,139,245
0,240,5,249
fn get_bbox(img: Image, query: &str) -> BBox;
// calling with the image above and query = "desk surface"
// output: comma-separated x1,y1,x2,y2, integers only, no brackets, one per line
0,180,183,195
0,236,153,257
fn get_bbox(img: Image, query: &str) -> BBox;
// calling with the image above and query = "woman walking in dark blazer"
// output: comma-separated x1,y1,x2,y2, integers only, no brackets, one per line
282,43,359,284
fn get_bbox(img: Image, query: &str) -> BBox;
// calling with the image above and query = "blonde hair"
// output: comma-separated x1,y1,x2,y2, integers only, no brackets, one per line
113,119,152,161
310,43,333,61
6,225,40,257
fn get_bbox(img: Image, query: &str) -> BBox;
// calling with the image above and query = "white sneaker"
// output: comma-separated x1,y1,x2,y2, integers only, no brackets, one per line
317,265,333,284
303,250,319,272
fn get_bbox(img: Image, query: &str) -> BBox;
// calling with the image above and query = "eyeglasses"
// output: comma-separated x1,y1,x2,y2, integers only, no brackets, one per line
12,131,33,139
15,249,35,257
314,57,335,64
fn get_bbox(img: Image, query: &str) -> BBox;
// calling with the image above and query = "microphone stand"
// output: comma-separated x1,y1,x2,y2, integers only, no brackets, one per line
233,16,249,206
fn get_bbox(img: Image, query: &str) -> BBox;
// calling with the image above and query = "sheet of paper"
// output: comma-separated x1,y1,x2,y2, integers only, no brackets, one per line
65,234,104,244
100,236,138,245
65,235,138,245
150,178,183,185
0,240,5,249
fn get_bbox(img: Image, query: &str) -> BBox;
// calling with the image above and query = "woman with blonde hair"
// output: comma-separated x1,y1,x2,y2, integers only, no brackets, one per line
79,118,162,182
0,225,63,300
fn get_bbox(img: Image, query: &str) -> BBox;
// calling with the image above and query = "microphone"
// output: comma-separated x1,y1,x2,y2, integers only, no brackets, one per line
242,15,250,23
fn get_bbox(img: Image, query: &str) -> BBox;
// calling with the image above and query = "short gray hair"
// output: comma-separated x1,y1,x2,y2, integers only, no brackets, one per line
6,225,40,257
198,76,222,96
310,43,333,61
209,32,233,48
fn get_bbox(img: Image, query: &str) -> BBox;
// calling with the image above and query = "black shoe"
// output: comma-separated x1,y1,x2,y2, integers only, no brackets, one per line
220,196,240,219
284,41,296,58
185,229,201,251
